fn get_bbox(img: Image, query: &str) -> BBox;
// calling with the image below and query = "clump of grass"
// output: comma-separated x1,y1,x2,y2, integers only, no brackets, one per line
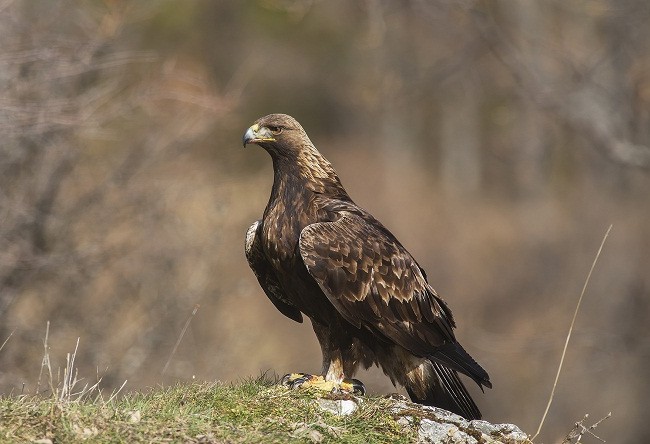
1,322,415,443
1,378,415,443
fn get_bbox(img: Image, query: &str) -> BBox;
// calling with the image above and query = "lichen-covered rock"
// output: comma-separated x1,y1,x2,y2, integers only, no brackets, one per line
391,401,531,444
315,396,530,443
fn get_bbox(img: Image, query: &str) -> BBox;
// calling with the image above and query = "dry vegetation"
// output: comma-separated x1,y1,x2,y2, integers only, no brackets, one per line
0,339,526,444
0,377,415,443
1,1,649,443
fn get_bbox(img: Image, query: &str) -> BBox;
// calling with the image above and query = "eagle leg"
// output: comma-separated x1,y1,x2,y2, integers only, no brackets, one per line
280,373,365,395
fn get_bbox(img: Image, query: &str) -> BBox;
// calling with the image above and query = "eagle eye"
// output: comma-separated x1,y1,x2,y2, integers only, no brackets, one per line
268,125,283,135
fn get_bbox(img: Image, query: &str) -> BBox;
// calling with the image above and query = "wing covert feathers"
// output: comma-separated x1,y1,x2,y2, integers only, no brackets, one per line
299,210,487,379
299,212,452,337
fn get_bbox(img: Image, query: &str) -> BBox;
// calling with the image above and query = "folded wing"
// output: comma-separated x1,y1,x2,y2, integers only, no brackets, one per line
299,209,490,389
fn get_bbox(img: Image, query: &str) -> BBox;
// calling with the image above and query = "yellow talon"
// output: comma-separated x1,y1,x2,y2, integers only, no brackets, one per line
280,373,365,395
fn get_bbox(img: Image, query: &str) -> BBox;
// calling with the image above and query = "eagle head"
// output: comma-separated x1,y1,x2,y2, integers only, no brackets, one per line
243,113,346,191
242,114,307,152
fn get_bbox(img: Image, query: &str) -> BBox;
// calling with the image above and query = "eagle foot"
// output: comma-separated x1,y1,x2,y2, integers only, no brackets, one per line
280,373,365,396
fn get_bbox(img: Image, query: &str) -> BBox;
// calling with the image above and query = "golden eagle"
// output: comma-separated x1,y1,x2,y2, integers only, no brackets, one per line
243,114,491,419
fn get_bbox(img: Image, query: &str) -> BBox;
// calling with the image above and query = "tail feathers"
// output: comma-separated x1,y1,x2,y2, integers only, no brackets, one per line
430,342,492,390
407,362,482,420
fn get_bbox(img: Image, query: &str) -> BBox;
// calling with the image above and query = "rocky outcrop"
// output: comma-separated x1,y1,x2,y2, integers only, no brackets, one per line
317,397,531,444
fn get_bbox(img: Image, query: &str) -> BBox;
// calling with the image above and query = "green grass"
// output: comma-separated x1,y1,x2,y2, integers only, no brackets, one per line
0,378,416,443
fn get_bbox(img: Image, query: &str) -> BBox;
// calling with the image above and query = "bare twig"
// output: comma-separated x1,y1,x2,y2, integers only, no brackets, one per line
472,10,650,170
562,412,612,444
531,225,613,441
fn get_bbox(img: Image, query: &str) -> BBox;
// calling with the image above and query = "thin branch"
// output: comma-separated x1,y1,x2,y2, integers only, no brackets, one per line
562,412,612,444
472,10,650,170
532,225,613,441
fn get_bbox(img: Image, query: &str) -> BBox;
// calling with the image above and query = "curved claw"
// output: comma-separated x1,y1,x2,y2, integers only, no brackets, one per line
281,372,311,389
340,378,366,396
349,378,366,396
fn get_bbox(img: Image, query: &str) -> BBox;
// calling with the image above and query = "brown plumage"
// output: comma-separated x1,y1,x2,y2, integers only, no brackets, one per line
243,113,491,419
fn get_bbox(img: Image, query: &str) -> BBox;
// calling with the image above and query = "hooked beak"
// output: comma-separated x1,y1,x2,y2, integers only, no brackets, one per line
242,123,275,147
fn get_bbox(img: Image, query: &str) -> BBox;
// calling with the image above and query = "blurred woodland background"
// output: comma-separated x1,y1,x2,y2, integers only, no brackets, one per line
1,1,649,442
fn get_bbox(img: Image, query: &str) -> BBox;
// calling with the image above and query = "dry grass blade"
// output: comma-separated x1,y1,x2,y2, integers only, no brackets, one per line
531,225,613,441
0,329,15,353
106,379,128,404
36,321,52,396
59,337,80,402
162,304,200,376
32,324,106,402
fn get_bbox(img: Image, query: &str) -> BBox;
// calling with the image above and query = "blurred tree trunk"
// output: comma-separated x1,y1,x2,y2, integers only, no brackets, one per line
0,1,225,392
0,4,80,318
440,75,481,197
509,0,547,198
